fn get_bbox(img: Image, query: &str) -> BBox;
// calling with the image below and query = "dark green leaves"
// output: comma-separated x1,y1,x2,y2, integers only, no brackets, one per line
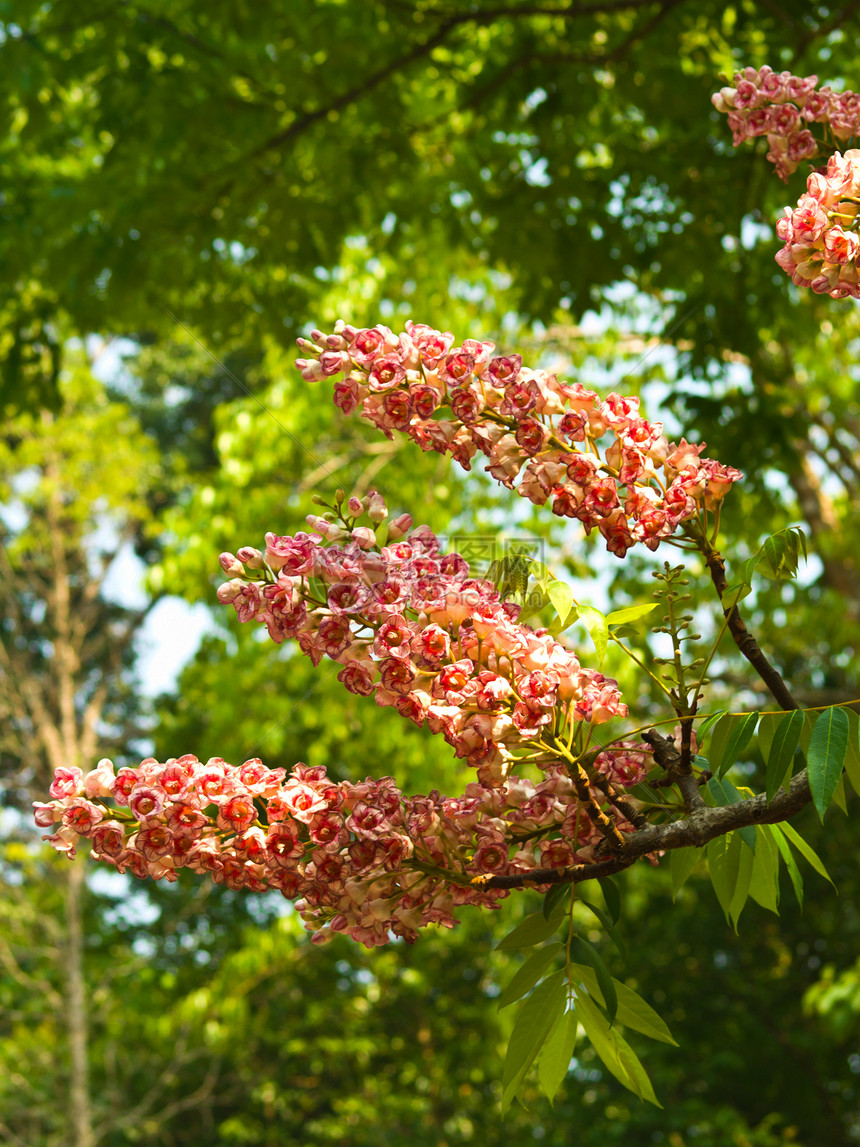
542,882,572,920
807,706,850,821
721,527,808,605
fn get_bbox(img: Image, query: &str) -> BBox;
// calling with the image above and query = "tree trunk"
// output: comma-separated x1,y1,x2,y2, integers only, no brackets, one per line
65,857,94,1147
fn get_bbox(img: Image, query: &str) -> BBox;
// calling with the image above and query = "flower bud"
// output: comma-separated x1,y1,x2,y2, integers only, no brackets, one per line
219,552,245,576
296,337,322,354
237,546,264,569
216,579,245,605
387,513,413,540
347,496,364,516
351,527,377,549
305,515,348,542
367,491,388,525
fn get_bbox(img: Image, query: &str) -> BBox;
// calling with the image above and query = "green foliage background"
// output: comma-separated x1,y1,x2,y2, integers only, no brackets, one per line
1,1,859,1143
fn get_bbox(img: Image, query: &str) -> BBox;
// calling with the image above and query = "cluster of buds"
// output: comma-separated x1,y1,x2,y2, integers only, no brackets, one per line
712,65,860,180
217,494,642,790
35,754,643,947
774,150,860,298
295,323,742,558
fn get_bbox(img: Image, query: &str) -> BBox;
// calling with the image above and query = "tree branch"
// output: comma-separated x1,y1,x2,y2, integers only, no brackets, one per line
691,532,801,712
482,765,814,889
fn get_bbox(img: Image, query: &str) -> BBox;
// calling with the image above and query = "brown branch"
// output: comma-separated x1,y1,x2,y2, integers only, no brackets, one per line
589,771,649,829
641,728,705,812
482,765,814,889
694,535,801,712
566,758,630,851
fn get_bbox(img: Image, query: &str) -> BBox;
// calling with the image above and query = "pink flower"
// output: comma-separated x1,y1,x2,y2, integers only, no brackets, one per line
49,767,83,800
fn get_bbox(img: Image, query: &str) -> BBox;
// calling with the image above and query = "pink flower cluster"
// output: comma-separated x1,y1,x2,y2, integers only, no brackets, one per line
217,495,641,789
295,322,742,558
35,754,640,947
774,149,860,298
712,65,860,180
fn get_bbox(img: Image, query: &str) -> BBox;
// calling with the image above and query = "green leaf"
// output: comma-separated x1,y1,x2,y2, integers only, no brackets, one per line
570,937,618,1025
573,992,662,1106
747,825,780,915
707,832,743,919
498,943,564,1009
807,706,850,821
373,520,389,548
777,822,836,888
524,558,551,590
696,709,728,745
765,710,804,803
757,527,807,580
768,824,804,909
501,971,567,1113
831,774,848,815
670,846,705,899
605,603,658,627
496,907,565,951
843,708,860,799
547,580,575,628
710,712,759,778
756,712,782,765
576,896,625,957
727,837,754,931
568,965,677,1045
575,604,608,666
538,1009,578,1104
720,582,753,607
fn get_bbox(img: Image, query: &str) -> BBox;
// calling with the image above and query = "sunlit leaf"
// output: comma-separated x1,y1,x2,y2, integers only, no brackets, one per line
573,992,662,1106
570,936,617,1025
777,822,835,888
501,971,567,1113
498,943,564,1009
575,604,608,666
496,907,565,951
538,1009,578,1104
605,603,657,627
547,579,575,628
768,824,804,909
568,964,678,1045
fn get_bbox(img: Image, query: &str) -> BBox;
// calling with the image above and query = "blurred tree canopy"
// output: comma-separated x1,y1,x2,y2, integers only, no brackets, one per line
3,1,860,1144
